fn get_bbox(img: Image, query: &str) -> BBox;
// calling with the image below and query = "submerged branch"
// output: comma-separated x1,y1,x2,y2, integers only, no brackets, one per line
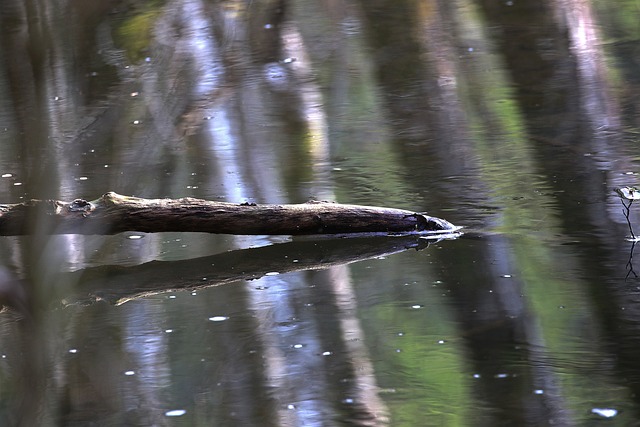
0,192,460,236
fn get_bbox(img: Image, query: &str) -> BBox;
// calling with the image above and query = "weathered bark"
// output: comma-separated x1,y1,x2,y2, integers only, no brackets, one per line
0,192,460,236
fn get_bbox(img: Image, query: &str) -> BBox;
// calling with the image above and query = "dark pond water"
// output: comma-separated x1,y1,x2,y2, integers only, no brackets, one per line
2,0,640,425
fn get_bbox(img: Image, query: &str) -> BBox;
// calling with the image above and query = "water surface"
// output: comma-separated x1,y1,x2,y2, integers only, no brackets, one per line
1,0,640,425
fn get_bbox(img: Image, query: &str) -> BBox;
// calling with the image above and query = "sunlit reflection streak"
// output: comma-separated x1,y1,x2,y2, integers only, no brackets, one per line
50,235,85,272
249,273,328,426
328,266,390,424
557,0,628,230
281,24,334,201
122,301,171,423
241,18,390,423
177,0,223,96
206,109,248,203
560,0,620,139
36,5,82,202
235,89,288,204
205,107,271,250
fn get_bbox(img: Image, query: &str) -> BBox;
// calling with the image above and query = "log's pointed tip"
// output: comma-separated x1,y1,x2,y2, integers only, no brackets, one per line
433,217,457,231
416,213,458,232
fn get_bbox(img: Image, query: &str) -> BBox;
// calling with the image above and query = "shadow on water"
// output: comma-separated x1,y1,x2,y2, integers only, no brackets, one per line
2,0,640,425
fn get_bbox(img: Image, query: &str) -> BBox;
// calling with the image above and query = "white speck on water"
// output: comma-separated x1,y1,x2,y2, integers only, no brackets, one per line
209,316,228,322
287,404,295,410
501,274,512,278
1,173,12,178
168,295,176,299
130,92,139,97
264,24,273,29
397,332,404,336
591,408,617,418
132,120,141,125
264,63,288,87
191,292,197,296
411,304,423,309
265,272,280,276
165,409,186,417
78,176,88,181
322,351,332,356
127,235,143,240
292,344,304,349
124,370,135,376
68,349,78,354
437,340,446,344
495,373,509,379
104,164,109,168
343,398,354,404
165,329,173,333
534,389,544,395
473,374,481,379
13,182,22,186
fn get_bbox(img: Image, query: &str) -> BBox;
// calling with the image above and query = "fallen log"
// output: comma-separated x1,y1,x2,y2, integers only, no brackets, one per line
0,191,460,236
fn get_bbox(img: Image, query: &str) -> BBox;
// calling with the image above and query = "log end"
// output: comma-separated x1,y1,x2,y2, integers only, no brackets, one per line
417,213,458,231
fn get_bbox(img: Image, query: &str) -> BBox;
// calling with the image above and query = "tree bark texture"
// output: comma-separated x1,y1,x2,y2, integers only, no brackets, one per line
0,192,460,236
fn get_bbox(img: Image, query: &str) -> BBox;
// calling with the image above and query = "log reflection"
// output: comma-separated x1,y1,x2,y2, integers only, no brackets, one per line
63,235,443,306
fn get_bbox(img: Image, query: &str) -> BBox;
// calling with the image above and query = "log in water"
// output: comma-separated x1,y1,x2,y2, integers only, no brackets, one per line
0,191,460,236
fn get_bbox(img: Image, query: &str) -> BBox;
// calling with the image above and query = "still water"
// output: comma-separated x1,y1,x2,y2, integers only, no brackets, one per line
1,0,640,425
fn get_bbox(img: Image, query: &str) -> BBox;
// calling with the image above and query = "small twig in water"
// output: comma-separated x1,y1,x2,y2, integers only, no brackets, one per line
615,187,640,279
626,241,638,280
622,198,636,240
615,187,640,240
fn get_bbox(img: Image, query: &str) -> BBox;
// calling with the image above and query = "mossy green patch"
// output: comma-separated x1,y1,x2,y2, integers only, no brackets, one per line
115,2,165,63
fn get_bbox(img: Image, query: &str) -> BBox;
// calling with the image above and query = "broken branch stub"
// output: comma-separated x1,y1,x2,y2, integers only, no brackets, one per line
0,192,460,236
